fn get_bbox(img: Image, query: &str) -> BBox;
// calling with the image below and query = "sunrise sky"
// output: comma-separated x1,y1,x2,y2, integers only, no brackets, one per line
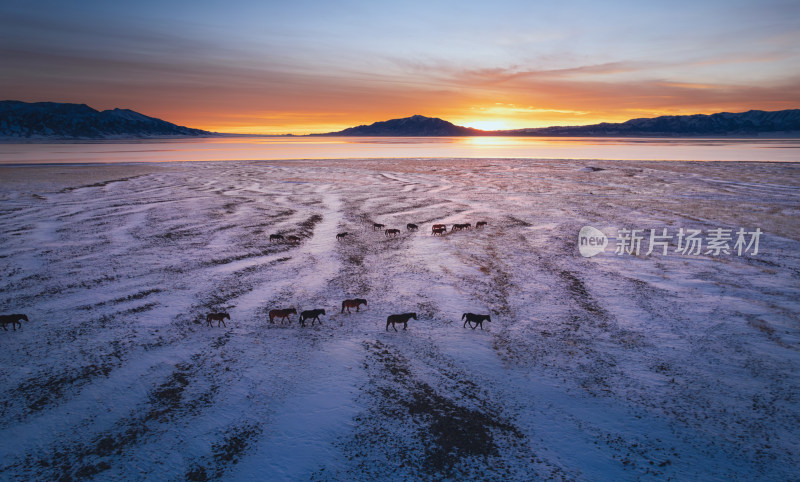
1,0,798,134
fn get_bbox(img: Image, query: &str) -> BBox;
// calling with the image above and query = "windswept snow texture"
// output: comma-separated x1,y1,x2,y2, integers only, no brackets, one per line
1,159,799,480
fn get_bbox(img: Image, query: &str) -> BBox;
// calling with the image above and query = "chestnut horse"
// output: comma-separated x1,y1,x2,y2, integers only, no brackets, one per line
299,308,325,327
462,313,491,330
432,224,447,234
476,221,488,228
432,227,446,236
206,312,230,327
0,314,28,331
386,312,416,331
269,308,297,324
341,298,367,313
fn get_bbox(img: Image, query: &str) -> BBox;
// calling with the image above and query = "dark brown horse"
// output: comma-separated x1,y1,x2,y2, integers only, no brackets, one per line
432,227,446,236
336,232,349,240
406,223,419,231
385,228,400,237
269,234,284,242
373,223,385,231
476,221,488,228
299,309,325,327
286,235,301,243
206,312,230,327
462,313,491,330
386,312,416,331
341,298,367,313
0,314,28,331
269,308,297,324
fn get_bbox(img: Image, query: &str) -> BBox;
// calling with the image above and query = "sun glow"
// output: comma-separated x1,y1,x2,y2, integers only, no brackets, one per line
460,120,511,131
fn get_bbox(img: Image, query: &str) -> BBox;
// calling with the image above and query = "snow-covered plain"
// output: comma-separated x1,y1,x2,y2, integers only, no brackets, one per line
1,158,799,480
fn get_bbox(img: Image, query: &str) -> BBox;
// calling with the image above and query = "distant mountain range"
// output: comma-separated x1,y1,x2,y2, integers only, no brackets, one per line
2,101,798,139
501,109,800,137
0,101,212,139
322,110,800,137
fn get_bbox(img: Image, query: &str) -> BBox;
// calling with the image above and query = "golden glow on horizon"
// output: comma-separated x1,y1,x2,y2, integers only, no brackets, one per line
180,104,785,136
460,120,511,131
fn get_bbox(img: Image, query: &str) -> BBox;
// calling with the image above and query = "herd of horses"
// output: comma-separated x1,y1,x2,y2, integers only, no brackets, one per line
203,303,491,332
4,222,493,336
272,220,488,244
1,309,491,335
373,220,488,239
4,302,490,336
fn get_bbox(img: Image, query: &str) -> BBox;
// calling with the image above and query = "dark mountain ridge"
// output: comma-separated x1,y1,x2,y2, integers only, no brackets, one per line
501,109,800,137
318,114,485,136
321,110,800,137
0,100,212,139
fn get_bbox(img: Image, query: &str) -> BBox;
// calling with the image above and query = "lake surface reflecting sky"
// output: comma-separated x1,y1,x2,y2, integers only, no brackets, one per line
1,136,799,165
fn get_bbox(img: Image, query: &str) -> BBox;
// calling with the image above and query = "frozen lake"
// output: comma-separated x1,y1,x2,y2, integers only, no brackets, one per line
1,135,800,165
0,158,799,479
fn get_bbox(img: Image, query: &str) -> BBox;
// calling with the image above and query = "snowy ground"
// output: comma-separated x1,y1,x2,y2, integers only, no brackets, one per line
1,158,799,480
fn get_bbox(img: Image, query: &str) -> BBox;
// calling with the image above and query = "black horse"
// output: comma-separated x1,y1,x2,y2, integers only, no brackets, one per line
406,223,419,231
299,309,326,327
386,312,416,331
0,314,28,331
373,223,385,231
336,232,349,240
206,312,230,327
269,234,284,242
462,313,491,330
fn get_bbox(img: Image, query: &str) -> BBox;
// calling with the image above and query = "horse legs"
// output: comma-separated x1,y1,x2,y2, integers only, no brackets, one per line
403,322,407,330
